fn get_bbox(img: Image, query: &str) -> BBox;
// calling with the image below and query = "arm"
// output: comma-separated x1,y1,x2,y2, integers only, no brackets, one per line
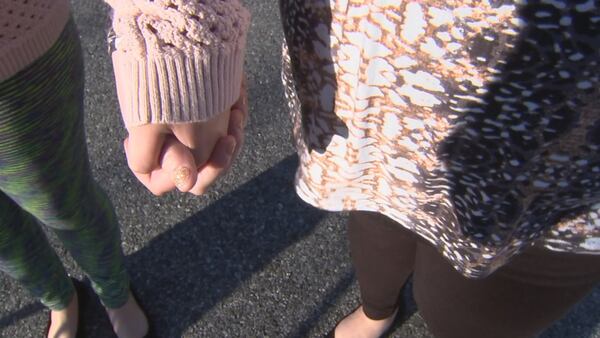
106,0,250,126
104,0,250,195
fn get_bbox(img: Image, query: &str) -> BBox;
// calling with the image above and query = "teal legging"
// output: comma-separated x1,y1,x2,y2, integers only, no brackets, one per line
0,19,129,310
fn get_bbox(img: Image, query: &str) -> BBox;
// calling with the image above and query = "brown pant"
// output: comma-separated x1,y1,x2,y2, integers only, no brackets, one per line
348,211,600,338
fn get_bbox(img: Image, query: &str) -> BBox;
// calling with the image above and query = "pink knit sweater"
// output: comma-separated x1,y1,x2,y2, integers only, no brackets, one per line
0,0,250,127
0,0,71,82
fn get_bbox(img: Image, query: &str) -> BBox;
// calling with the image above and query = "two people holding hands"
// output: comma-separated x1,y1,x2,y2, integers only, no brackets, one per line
123,82,247,197
1,1,600,338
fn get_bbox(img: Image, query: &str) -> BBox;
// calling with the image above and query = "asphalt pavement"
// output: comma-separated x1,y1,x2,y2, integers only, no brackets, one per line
0,1,598,337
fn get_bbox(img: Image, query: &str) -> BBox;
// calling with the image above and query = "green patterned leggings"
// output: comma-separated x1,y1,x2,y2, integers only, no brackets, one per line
0,20,129,310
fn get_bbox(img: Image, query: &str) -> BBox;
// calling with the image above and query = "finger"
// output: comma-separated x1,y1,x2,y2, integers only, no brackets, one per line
188,136,237,196
231,77,248,127
124,139,171,196
131,169,173,196
126,125,168,174
171,110,231,166
125,137,194,195
159,137,198,192
228,109,245,159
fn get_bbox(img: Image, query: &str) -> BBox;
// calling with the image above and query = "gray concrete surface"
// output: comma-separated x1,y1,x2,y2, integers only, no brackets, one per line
0,1,598,337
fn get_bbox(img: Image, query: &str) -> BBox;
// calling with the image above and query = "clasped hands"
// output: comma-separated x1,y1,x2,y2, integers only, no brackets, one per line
123,82,247,196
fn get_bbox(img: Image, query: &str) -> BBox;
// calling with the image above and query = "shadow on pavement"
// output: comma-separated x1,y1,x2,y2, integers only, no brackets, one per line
287,269,355,338
83,154,329,337
0,156,597,336
0,302,44,330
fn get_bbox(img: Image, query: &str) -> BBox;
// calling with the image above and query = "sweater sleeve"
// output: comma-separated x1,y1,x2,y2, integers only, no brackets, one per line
104,0,250,128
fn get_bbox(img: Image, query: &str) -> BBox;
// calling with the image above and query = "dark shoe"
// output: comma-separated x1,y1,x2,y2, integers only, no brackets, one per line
324,305,402,338
325,325,336,338
45,277,87,338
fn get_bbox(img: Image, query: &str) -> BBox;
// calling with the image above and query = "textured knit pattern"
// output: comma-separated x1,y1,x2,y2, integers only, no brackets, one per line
0,0,70,81
107,0,251,127
0,20,129,309
280,0,600,278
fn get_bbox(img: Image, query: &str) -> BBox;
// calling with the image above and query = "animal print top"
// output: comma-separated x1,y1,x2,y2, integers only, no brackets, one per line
279,0,600,278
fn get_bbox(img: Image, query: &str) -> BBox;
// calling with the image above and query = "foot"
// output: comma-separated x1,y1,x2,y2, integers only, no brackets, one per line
333,306,398,338
48,292,79,338
105,292,149,338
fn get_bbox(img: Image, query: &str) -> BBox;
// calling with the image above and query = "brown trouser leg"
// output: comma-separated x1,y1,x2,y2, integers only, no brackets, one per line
347,211,600,338
348,211,416,319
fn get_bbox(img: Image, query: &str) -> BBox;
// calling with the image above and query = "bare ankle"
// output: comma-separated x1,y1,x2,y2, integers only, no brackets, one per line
48,293,79,338
105,292,148,338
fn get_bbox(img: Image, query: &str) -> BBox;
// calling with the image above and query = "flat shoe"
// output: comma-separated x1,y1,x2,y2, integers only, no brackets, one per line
325,305,402,338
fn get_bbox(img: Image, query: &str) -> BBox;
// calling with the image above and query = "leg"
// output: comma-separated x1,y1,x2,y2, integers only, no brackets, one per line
333,211,417,337
413,242,600,338
0,20,148,337
348,211,416,319
0,192,74,310
0,18,129,310
0,18,147,338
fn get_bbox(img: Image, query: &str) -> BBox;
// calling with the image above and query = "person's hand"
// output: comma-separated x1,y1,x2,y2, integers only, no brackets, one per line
123,79,248,196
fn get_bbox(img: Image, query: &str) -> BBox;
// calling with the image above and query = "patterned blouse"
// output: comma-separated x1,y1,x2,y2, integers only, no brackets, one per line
279,0,600,278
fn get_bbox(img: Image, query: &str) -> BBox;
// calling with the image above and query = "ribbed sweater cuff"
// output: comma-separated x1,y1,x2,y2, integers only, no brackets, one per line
112,43,245,127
